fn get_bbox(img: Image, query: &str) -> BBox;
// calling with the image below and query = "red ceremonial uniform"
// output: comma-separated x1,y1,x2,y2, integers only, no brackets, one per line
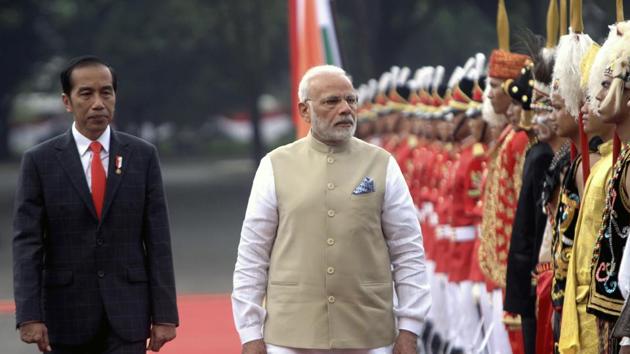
478,126,529,289
448,141,487,282
434,143,455,275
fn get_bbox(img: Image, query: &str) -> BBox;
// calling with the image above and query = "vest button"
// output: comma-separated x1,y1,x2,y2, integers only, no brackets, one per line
327,209,335,217
328,295,336,303
327,156,335,164
97,270,105,278
327,182,335,190
327,267,335,275
327,238,335,246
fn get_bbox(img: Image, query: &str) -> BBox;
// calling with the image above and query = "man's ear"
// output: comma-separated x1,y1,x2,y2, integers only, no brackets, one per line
299,102,311,124
62,94,73,113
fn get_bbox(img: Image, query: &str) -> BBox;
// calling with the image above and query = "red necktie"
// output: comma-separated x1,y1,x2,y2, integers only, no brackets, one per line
90,141,106,219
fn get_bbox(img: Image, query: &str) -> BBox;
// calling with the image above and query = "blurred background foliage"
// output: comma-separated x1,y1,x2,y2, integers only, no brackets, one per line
0,0,623,161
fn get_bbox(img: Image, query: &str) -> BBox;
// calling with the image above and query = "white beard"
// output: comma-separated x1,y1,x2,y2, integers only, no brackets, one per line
311,110,356,143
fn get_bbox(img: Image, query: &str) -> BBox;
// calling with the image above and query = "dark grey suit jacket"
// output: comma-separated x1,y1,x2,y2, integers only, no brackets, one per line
613,300,630,339
13,129,179,345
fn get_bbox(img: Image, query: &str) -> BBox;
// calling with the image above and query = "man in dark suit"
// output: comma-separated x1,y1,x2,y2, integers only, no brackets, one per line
13,56,179,353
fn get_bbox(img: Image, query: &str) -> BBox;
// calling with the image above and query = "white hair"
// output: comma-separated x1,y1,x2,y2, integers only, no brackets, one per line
588,23,626,112
551,30,595,117
298,65,350,103
599,21,630,117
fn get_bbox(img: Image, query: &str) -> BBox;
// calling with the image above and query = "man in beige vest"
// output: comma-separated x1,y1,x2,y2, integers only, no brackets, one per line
232,65,431,354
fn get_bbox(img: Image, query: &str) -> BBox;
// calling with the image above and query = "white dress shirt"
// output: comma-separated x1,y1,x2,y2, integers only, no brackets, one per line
232,153,430,353
72,123,110,191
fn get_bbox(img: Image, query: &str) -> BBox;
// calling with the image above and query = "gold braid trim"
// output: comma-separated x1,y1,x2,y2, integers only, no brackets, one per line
513,139,531,201
620,147,630,212
478,148,502,284
479,131,516,288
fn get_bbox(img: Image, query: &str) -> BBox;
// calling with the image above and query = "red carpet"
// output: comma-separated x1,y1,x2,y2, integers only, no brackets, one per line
155,293,241,354
0,300,14,314
1,293,242,354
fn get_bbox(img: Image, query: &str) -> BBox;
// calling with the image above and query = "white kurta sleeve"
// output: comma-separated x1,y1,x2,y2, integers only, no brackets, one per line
619,243,630,347
381,155,431,336
619,243,630,301
231,155,278,344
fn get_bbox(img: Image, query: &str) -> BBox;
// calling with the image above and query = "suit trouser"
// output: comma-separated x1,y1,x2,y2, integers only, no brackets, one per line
521,316,536,354
50,316,145,354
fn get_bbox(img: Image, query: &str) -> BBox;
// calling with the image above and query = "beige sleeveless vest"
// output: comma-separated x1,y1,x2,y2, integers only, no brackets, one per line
264,134,395,349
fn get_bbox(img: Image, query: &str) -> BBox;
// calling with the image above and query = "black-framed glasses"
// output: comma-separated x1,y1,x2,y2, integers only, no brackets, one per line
305,95,359,108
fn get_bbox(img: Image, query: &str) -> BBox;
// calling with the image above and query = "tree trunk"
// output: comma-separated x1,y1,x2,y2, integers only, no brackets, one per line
0,97,9,160
249,93,264,166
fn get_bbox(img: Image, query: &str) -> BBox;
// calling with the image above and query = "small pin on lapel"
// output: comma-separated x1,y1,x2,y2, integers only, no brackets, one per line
115,156,123,175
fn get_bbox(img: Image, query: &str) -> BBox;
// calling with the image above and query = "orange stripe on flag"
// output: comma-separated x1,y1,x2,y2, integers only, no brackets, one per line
290,0,326,139
289,0,299,139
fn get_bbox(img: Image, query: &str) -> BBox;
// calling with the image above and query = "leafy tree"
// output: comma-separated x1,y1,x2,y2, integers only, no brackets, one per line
0,0,55,159
334,0,611,83
0,0,622,161
1,0,288,161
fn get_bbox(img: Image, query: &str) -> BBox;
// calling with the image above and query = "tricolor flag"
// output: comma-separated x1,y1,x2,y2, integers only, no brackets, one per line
289,0,343,138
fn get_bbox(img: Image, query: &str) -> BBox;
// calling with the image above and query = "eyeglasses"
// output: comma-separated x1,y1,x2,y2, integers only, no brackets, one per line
305,95,359,108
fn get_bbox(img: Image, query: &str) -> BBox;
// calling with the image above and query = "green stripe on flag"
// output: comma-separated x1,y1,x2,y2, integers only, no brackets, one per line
321,28,335,65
